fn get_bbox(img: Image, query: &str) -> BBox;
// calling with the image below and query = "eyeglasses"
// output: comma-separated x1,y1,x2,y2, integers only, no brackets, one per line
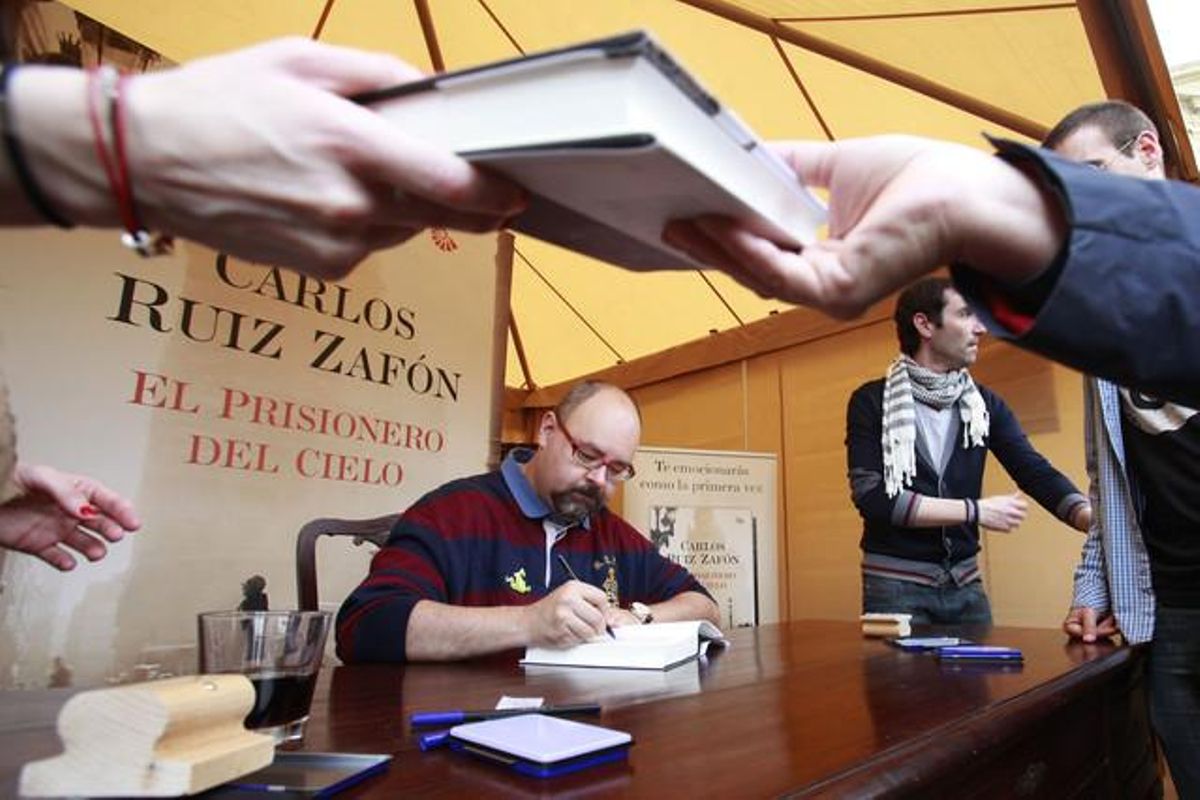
556,419,636,482
1084,133,1142,172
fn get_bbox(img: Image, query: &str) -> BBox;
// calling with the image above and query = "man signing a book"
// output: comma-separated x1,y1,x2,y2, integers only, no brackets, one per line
336,381,719,662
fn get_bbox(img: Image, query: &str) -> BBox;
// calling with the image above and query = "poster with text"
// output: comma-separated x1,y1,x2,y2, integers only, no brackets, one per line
0,227,506,689
0,0,515,692
624,448,778,628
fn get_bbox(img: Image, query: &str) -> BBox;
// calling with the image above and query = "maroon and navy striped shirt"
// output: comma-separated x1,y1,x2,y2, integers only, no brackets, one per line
336,448,710,662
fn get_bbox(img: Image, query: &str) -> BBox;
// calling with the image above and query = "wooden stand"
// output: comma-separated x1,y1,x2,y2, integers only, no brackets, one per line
860,612,913,638
19,674,274,797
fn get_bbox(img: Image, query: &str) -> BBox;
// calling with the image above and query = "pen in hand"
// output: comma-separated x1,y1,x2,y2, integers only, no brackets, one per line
556,553,616,639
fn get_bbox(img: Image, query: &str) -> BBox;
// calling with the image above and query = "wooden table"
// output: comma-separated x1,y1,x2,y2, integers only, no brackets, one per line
1,621,1158,798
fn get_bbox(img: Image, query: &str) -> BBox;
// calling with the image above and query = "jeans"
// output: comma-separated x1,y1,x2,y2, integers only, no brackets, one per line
1149,606,1200,800
862,573,992,625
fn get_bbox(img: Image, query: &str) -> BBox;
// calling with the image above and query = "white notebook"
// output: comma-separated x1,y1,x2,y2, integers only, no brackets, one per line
362,30,826,271
521,619,727,671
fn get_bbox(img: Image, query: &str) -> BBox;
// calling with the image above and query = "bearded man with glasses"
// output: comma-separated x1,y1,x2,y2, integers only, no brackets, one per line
337,380,719,663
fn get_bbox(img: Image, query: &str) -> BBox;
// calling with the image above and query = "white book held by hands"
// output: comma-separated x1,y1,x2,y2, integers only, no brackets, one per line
362,30,827,270
521,619,728,671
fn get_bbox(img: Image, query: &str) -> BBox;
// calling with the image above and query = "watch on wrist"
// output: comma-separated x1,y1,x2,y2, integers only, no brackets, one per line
630,602,654,624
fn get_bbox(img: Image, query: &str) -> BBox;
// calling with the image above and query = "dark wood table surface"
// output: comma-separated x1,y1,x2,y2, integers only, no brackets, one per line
0,620,1159,798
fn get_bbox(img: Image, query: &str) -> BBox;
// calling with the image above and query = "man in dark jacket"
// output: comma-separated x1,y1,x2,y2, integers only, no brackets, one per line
846,277,1091,623
1045,100,1200,798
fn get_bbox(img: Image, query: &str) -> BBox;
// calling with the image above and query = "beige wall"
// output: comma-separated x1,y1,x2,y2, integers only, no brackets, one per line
614,318,1090,630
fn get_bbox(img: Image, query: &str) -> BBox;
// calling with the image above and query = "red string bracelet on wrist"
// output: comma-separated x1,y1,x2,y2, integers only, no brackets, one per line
86,65,172,257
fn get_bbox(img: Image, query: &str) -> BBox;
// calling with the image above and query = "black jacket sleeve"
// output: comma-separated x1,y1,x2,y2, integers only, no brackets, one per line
954,140,1200,407
846,381,918,525
982,386,1085,521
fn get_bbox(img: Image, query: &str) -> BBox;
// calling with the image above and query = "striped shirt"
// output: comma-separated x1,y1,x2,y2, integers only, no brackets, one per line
336,448,710,662
1072,377,1156,644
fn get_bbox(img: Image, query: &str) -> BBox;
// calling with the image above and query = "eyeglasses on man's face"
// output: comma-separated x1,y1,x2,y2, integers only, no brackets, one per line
1084,133,1141,172
556,419,635,482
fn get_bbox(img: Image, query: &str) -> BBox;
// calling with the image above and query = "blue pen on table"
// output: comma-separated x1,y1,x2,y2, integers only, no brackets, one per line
411,702,603,728
556,553,616,639
419,729,453,750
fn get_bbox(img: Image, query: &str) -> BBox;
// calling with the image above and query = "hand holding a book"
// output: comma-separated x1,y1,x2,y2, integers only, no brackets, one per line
0,463,140,571
521,580,612,647
662,135,1066,319
7,38,526,278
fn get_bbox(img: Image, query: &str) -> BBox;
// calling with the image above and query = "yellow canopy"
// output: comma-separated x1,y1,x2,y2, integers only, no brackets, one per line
65,0,1112,389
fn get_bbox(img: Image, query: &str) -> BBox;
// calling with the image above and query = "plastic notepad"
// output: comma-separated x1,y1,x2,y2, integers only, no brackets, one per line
448,713,632,778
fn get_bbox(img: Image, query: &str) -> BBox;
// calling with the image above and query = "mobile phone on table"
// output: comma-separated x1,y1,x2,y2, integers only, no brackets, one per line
889,636,968,652
936,644,1023,662
220,752,392,798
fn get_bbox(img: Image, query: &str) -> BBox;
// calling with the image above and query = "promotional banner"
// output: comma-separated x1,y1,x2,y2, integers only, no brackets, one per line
623,448,778,628
0,228,505,688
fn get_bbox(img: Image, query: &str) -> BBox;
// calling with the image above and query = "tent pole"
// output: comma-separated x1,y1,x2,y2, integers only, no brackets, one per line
413,0,446,71
311,0,336,40
509,315,535,391
677,0,1048,140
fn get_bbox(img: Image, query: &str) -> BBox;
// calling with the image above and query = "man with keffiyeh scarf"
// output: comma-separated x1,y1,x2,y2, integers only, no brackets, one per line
846,277,1091,624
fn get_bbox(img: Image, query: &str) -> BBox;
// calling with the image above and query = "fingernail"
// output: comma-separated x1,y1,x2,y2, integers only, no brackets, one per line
79,504,99,518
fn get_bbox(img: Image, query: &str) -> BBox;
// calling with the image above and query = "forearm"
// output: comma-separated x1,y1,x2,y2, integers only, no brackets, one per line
906,495,971,527
646,591,720,626
404,599,532,661
953,140,1067,286
1071,525,1110,610
3,66,117,227
3,42,524,279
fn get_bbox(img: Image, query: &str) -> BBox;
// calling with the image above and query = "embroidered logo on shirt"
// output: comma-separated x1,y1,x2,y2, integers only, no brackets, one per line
504,567,531,594
596,556,620,606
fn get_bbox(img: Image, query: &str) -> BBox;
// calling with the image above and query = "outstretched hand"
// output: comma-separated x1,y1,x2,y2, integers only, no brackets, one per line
663,136,1067,317
127,38,528,278
0,463,141,571
14,38,527,279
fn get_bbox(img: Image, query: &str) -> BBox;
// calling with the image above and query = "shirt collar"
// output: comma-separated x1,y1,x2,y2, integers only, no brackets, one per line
501,447,592,529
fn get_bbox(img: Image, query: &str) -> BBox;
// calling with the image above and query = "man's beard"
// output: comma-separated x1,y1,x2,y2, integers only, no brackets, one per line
549,483,605,523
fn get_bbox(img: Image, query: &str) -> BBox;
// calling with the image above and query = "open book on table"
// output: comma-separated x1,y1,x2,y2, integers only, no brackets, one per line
360,30,826,270
521,620,727,671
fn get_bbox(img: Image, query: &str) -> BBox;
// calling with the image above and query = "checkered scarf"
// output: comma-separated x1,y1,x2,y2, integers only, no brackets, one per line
881,355,989,497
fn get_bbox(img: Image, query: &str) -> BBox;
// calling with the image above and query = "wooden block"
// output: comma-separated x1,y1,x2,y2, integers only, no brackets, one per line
20,674,274,797
860,612,912,638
